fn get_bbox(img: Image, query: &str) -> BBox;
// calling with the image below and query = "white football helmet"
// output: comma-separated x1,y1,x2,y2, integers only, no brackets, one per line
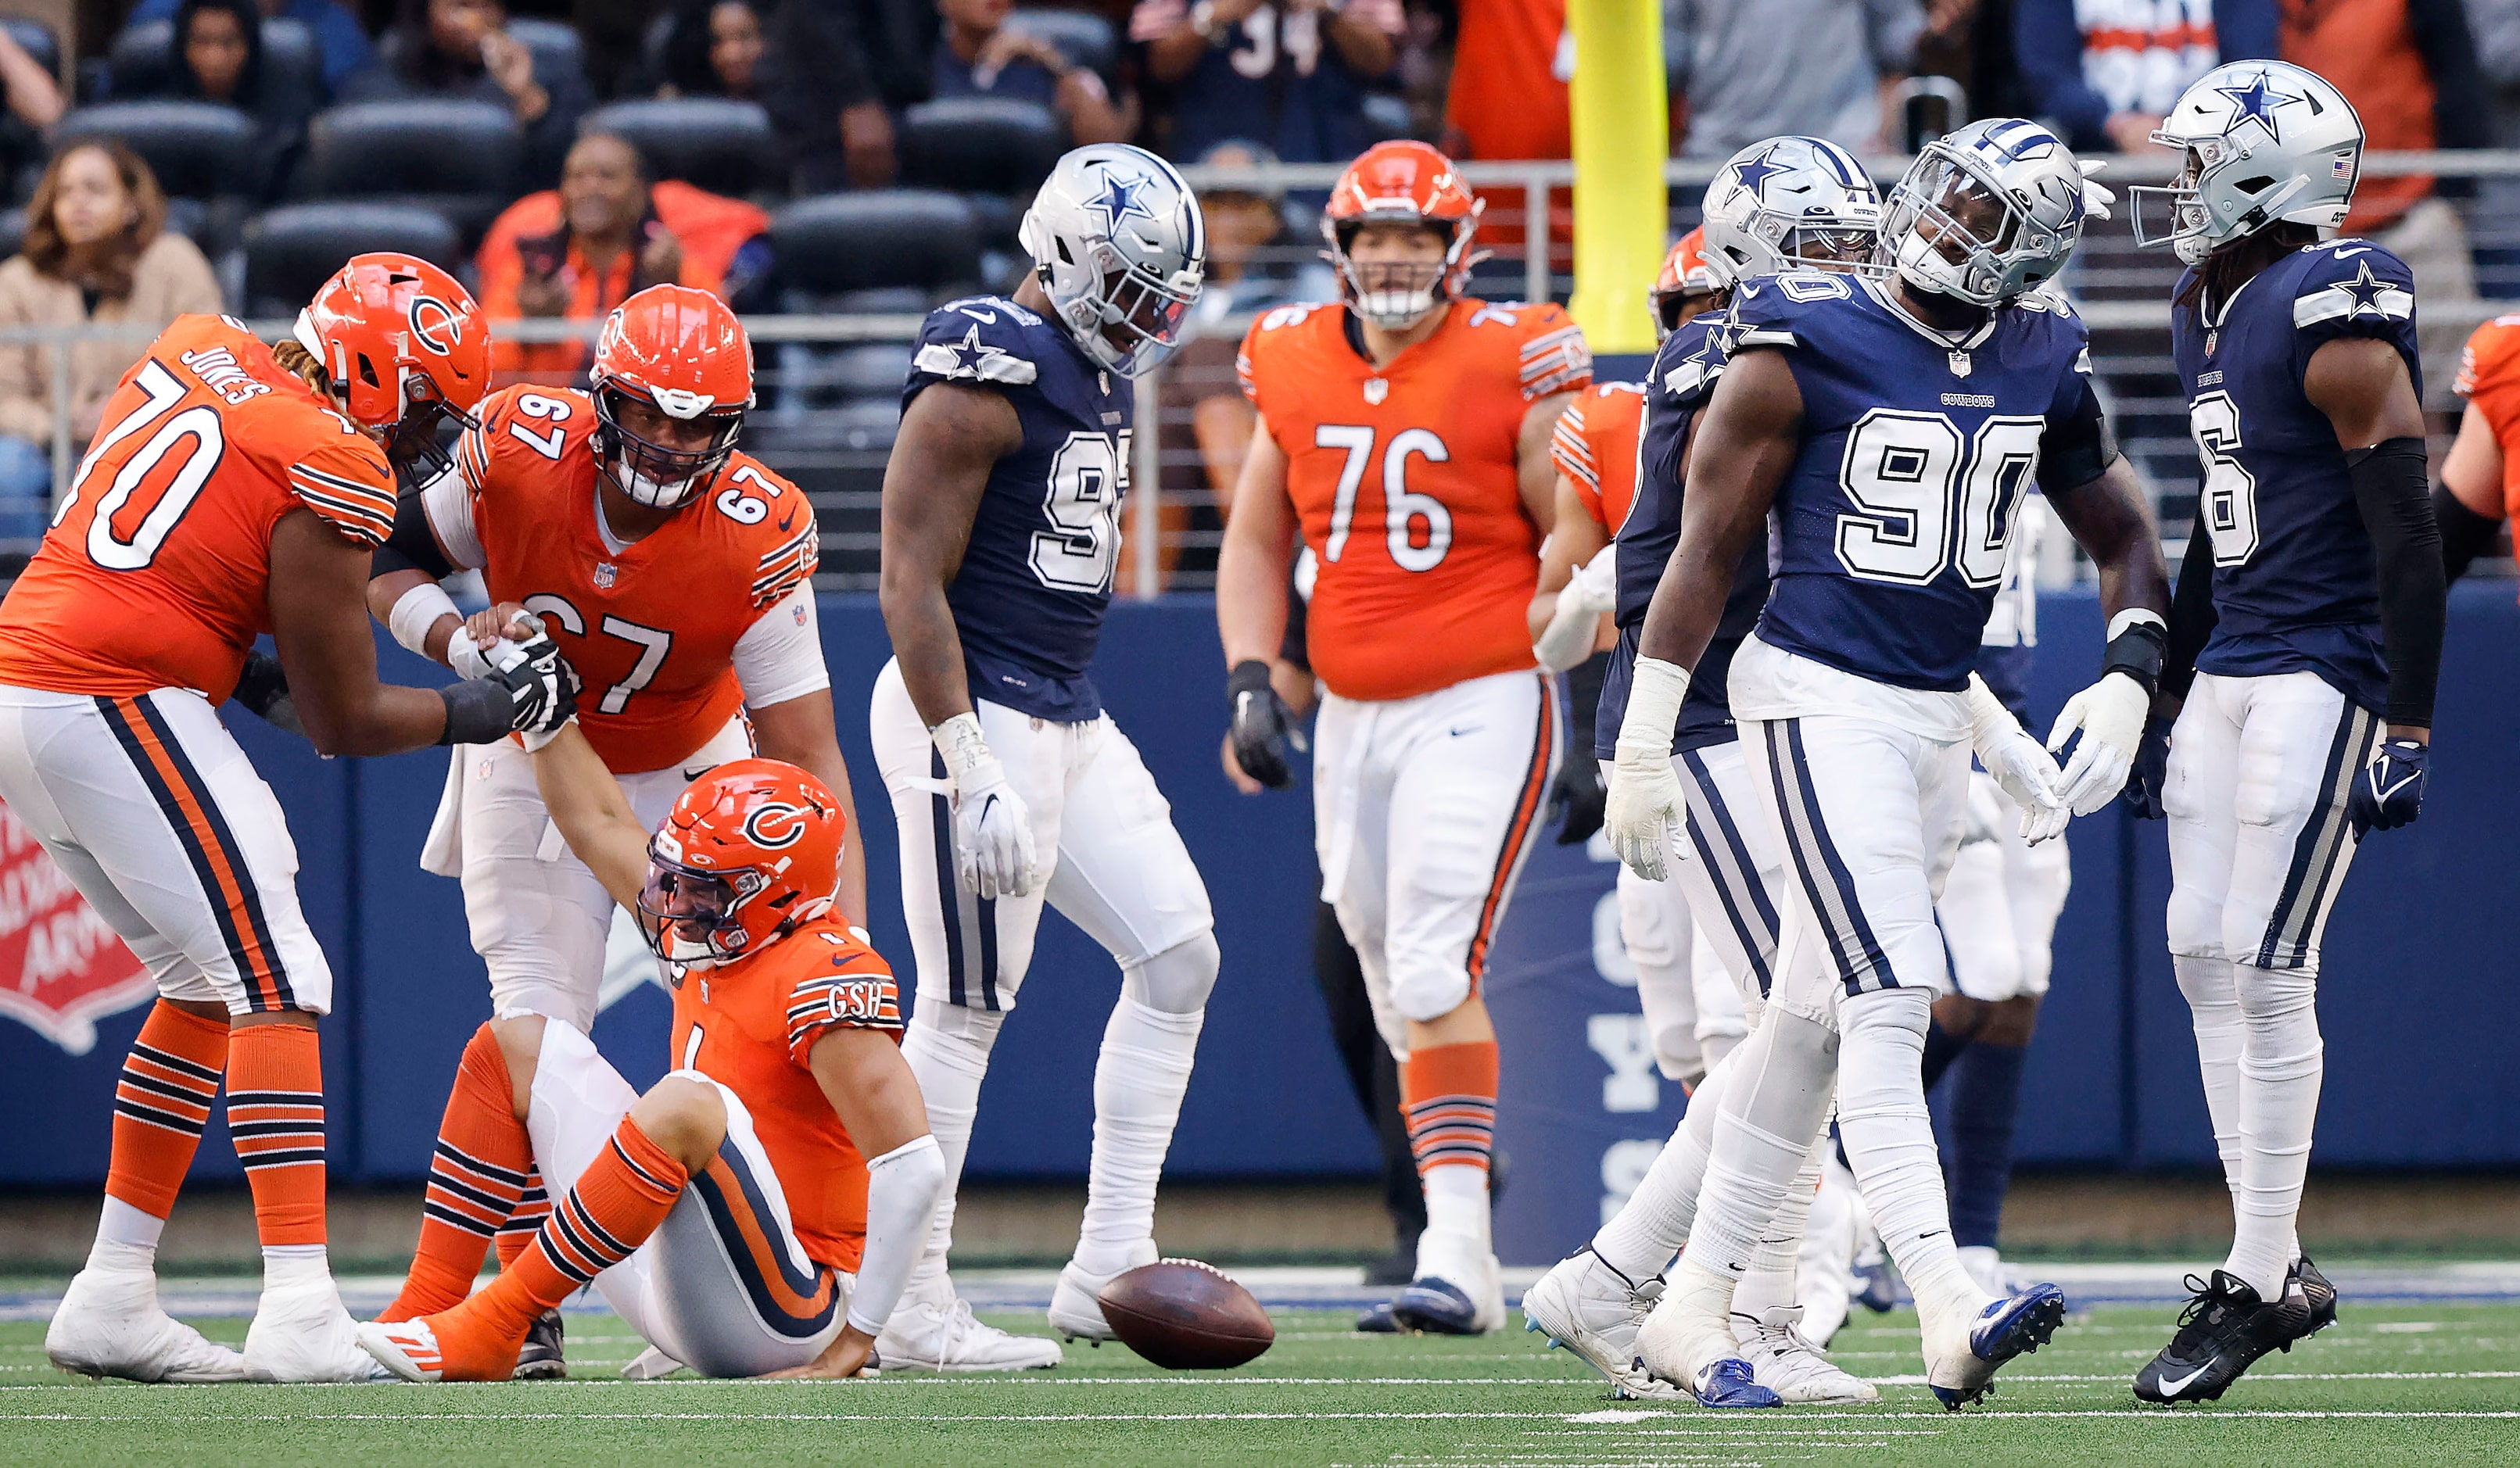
1697,135,1884,288
1881,118,2104,307
2129,60,2363,264
1020,143,1206,378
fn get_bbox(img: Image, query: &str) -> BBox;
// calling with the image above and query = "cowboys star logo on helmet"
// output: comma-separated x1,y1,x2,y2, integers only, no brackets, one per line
2212,68,2304,141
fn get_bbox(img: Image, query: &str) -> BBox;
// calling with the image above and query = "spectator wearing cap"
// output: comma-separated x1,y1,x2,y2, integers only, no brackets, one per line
475,132,772,385
934,0,1134,144
345,0,594,186
121,0,375,96
1131,0,1403,163
124,0,317,195
0,143,220,528
2013,2,2277,155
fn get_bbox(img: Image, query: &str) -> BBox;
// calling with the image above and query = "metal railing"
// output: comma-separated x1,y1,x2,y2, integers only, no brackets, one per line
4,149,2519,589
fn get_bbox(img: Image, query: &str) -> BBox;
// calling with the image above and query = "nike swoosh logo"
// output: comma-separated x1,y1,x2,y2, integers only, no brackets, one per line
2156,1363,2211,1397
778,507,798,532
959,307,998,323
683,764,717,781
2332,247,2368,260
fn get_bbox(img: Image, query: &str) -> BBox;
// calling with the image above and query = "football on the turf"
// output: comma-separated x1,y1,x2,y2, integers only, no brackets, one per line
1098,1259,1274,1369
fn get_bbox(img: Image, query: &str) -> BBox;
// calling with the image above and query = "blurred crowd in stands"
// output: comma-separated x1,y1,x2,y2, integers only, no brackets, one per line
0,0,2518,562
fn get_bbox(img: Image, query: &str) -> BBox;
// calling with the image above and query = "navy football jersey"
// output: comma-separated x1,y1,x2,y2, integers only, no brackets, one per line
1737,273,2097,693
1595,309,1773,759
2171,239,2420,714
1975,493,2044,725
903,295,1135,721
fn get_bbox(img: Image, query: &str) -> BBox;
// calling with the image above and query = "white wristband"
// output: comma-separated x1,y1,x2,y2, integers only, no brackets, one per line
930,712,996,782
389,580,462,662
1615,656,1691,758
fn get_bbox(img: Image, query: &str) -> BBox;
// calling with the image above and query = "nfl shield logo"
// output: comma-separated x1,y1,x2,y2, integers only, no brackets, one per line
1948,350,1972,378
0,800,152,1055
1364,378,1389,405
594,562,618,589
2206,329,2218,356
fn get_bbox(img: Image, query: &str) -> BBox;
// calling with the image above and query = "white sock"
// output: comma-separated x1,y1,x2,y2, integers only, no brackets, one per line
898,1004,1004,1293
2225,963,2321,1299
1590,1044,1737,1281
1687,1011,1836,1278
2174,954,2246,1194
260,1245,330,1291
848,1136,948,1336
1074,996,1203,1277
1836,987,1980,1324
1734,1131,1828,1322
1796,1151,1859,1344
1420,1163,1490,1251
95,1197,165,1255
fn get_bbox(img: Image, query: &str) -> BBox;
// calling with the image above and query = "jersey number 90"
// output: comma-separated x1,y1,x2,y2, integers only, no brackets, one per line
1031,430,1131,594
1834,410,2041,589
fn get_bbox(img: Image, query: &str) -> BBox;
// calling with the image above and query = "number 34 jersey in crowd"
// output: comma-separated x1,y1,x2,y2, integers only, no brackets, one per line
902,295,1134,723
1731,273,2102,693
2170,240,2420,715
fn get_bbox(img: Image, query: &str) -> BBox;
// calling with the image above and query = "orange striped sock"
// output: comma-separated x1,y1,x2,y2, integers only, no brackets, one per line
106,1001,228,1223
430,1119,685,1379
384,1025,532,1321
495,1169,549,1271
224,1022,327,1248
1401,1040,1500,1178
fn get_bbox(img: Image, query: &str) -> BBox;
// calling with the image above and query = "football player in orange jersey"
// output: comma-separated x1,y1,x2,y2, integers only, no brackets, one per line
2430,312,2520,585
362,285,865,1379
360,689,944,1382
1216,140,1590,1334
0,256,576,1384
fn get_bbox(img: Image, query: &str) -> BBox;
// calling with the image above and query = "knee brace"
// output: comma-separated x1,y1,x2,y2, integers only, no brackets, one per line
1120,930,1220,1016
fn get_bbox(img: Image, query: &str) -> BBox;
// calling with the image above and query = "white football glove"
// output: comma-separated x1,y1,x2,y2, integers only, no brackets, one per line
1565,548,1618,615
1532,550,1618,673
1965,675,2069,845
1603,656,1691,880
2045,669,2150,815
934,713,1041,900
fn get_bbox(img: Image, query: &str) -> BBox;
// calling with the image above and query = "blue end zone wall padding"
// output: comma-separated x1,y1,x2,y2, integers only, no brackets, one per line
0,589,2513,1216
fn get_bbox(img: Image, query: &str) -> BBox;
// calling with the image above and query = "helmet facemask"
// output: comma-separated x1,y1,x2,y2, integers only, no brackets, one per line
380,372,479,492
1045,235,1199,379
637,847,769,968
1884,145,2061,307
2130,138,2309,265
593,380,744,510
1330,217,1466,331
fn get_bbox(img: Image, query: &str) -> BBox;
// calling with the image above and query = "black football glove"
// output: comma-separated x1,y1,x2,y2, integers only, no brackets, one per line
1547,755,1606,845
2347,737,2427,836
1226,658,1297,789
231,650,306,739
491,631,582,738
2120,712,2174,820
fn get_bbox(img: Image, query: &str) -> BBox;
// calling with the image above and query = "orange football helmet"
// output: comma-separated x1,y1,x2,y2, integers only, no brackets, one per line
590,284,754,509
640,757,844,969
294,253,489,486
1650,229,1725,340
1321,141,1485,330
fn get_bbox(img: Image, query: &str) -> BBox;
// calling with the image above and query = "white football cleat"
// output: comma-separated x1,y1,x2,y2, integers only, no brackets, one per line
878,1275,1062,1372
1922,1284,2067,1409
1048,1238,1159,1343
1520,1247,1683,1400
244,1270,397,1383
45,1260,249,1383
353,1319,442,1383
1733,1304,1877,1404
1636,1259,1777,1406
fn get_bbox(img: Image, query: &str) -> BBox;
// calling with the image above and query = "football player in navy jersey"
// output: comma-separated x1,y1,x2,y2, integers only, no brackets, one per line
1608,119,2171,1409
1525,137,1884,1409
2120,61,2443,1406
869,144,1219,1370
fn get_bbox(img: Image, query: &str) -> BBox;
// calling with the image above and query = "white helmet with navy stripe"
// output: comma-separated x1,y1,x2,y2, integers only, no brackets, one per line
2130,60,2363,264
1882,117,2106,307
1020,143,1206,378
1697,135,1884,288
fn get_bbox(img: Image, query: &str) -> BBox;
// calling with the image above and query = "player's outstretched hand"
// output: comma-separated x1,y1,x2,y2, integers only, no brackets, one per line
934,713,1041,899
488,626,581,739
2046,670,2149,815
2120,713,2174,820
1548,756,1606,846
231,649,306,739
2347,737,2427,836
1225,660,1299,790
1965,673,2069,844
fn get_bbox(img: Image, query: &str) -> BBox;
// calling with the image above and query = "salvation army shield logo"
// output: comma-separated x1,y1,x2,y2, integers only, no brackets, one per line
0,798,152,1055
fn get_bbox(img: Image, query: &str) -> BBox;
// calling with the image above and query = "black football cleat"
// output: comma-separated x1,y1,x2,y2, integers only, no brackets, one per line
511,1308,566,1380
2132,1270,2310,1405
1390,1277,1483,1335
2292,1255,2339,1338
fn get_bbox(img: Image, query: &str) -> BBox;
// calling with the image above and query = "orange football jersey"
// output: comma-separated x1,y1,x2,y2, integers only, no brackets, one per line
669,917,903,1273
1549,381,1644,537
2456,314,2520,542
0,314,396,701
1239,299,1590,701
452,385,818,773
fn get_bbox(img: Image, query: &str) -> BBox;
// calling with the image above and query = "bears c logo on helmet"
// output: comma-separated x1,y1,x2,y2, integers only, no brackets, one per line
742,802,811,850
407,295,463,356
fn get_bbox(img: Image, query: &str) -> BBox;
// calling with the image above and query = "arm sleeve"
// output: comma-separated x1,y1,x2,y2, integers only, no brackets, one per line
288,435,398,548
734,585,833,708
2162,502,2217,702
2011,0,2113,149
2432,479,2504,585
2037,367,2119,494
2348,438,2447,727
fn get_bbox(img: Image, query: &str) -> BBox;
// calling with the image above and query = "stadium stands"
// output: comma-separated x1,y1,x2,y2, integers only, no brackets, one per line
290,99,525,249
240,201,462,317
579,98,780,199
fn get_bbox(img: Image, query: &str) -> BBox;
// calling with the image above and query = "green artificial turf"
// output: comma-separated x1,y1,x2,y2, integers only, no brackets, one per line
2,1300,2516,1466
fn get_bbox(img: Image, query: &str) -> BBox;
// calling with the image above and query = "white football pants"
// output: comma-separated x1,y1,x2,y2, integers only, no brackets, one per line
1938,770,2071,1003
